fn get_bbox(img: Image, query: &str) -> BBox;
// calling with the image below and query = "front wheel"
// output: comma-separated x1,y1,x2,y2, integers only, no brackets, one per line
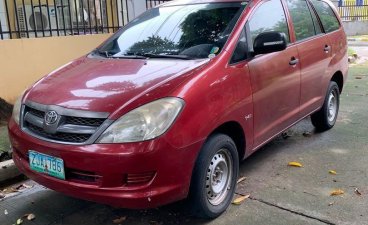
189,134,239,219
311,81,340,131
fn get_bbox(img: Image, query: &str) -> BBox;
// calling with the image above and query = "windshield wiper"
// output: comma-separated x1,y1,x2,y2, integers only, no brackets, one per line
92,49,115,58
111,55,147,59
92,50,147,59
141,53,195,60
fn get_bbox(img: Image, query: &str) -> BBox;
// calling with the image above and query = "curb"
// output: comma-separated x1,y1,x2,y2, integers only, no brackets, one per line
348,37,368,42
348,41,368,46
0,159,21,183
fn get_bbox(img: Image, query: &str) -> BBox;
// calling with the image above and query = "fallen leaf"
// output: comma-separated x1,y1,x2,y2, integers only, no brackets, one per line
22,184,33,189
232,194,250,205
14,185,23,190
237,176,246,184
354,188,362,196
302,132,312,137
2,188,18,194
16,218,23,225
113,216,126,224
15,184,33,190
330,189,344,196
288,162,303,167
26,213,35,221
329,170,337,175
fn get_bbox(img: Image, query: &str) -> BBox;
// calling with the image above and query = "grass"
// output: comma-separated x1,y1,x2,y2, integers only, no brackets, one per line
348,47,357,57
0,124,10,154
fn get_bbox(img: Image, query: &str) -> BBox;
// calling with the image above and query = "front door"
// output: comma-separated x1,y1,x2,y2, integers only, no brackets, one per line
247,0,301,148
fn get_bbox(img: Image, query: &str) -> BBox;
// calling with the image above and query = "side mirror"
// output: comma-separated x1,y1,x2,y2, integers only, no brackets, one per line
253,32,287,56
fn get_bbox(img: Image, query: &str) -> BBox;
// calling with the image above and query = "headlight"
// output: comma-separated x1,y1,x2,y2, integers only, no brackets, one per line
97,97,184,143
12,92,25,125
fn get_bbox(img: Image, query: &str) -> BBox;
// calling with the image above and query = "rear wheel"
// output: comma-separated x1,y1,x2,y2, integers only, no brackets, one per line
189,134,239,219
311,81,340,131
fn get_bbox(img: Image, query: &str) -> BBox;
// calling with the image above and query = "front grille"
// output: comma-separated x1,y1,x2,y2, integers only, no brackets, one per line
27,123,92,143
22,103,109,144
65,116,105,127
27,106,45,118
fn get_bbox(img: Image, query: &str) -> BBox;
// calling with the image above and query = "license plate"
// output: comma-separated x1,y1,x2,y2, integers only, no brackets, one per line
29,150,65,180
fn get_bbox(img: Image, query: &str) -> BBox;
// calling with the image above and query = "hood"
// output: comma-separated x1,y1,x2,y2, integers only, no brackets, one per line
25,56,208,116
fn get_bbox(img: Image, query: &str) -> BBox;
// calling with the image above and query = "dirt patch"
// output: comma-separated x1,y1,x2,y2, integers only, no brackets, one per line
0,98,13,124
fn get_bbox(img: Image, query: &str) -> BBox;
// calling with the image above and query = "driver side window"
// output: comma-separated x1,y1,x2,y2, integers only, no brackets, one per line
248,0,290,51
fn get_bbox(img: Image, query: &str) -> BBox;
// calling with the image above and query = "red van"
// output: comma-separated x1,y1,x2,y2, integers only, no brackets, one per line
9,0,348,218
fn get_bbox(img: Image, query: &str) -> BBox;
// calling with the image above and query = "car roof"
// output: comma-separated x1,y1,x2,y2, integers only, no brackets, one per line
161,0,249,7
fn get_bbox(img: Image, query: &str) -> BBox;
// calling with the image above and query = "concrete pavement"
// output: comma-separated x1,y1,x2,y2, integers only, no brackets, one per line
1,56,368,225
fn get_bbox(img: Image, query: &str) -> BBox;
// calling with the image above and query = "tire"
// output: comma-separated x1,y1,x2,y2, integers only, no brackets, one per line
311,81,340,131
189,134,239,219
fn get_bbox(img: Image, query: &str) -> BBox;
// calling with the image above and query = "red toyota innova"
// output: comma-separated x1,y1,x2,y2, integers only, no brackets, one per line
9,0,347,218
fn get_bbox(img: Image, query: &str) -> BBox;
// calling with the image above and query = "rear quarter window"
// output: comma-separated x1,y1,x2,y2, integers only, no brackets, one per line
310,0,340,33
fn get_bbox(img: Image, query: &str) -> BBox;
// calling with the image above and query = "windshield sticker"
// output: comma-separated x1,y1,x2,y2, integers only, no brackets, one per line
208,54,216,59
210,47,220,54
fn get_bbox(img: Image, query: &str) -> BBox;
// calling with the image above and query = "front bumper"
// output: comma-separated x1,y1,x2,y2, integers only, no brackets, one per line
8,119,202,208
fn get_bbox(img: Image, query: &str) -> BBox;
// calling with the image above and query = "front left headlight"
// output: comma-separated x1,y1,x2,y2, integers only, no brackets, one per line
12,92,25,125
97,97,184,143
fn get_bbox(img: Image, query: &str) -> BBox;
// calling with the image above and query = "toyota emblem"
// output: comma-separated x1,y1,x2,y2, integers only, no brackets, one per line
44,111,58,125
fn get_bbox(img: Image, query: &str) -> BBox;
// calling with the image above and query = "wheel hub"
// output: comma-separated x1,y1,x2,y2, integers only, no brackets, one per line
327,91,337,123
206,149,232,206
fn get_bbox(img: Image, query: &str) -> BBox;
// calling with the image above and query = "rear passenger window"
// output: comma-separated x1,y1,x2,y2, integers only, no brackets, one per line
286,0,316,41
248,0,290,46
311,0,340,33
309,4,323,35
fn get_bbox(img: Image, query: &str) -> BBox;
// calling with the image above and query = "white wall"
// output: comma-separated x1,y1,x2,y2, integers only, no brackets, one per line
343,21,368,36
118,0,147,25
129,0,147,20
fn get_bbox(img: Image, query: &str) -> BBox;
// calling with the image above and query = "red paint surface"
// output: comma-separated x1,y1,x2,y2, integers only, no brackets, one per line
9,0,348,208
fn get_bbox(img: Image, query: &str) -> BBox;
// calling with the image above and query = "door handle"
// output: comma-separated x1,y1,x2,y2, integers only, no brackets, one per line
324,45,331,53
289,57,299,66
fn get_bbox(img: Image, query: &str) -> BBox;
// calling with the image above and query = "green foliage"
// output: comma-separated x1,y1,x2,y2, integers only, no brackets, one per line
127,35,176,54
287,0,315,41
179,7,238,48
348,48,357,56
311,0,340,32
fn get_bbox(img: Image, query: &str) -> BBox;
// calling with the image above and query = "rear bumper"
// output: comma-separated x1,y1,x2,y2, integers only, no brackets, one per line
9,119,203,208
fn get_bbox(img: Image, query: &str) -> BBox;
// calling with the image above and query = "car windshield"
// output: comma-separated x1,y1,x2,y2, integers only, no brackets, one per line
95,2,247,59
